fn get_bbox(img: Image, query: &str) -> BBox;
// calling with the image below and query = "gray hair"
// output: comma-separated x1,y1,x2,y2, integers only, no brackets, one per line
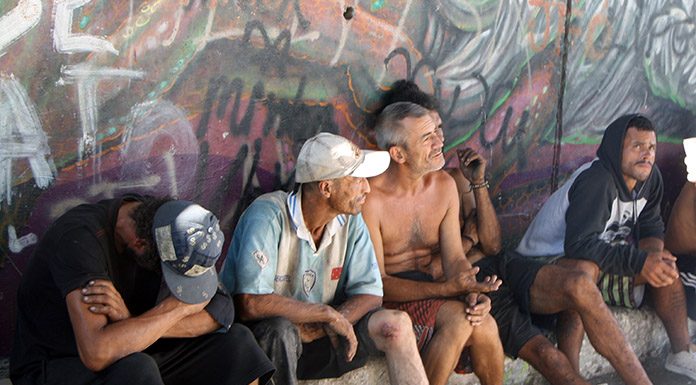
374,102,430,150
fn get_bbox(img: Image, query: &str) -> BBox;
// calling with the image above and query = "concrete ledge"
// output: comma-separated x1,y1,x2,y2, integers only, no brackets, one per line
301,307,674,385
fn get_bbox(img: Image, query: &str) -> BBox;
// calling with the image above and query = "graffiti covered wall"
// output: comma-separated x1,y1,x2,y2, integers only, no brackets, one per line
0,0,694,355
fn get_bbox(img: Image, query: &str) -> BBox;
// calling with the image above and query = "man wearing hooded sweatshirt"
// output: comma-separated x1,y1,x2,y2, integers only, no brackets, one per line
517,114,696,380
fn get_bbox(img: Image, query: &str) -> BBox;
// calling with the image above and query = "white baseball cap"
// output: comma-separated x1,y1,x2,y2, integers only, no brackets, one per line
295,133,390,183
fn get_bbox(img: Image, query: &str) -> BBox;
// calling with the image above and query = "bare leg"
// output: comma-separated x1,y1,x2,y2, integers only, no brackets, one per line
422,301,474,385
645,280,691,353
556,310,584,372
465,313,504,385
368,309,429,385
554,259,593,372
517,335,591,385
529,262,652,385
248,380,259,385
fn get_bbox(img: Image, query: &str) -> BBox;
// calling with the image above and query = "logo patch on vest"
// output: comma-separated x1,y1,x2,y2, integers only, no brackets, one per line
331,267,343,280
252,250,268,269
274,275,291,282
303,269,316,296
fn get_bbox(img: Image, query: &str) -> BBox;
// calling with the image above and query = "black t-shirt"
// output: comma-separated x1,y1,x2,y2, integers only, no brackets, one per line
10,195,160,378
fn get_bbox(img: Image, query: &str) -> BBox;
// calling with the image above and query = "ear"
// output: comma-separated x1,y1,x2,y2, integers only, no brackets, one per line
389,146,406,164
134,237,149,250
317,180,332,198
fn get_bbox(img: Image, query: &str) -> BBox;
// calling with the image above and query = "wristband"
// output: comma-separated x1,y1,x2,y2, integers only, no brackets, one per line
468,180,489,192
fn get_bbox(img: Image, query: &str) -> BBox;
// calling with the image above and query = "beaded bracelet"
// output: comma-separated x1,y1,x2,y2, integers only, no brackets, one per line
468,180,489,192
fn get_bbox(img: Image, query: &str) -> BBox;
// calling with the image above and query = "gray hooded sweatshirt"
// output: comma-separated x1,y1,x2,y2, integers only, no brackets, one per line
516,114,664,276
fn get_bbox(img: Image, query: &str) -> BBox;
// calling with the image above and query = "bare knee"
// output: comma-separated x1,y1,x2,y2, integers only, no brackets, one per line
369,309,414,351
557,258,600,282
437,302,474,341
467,314,500,345
561,270,603,309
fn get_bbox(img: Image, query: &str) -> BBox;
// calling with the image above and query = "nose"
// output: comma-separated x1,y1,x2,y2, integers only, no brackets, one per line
436,127,445,143
641,147,654,159
361,178,371,194
433,132,444,148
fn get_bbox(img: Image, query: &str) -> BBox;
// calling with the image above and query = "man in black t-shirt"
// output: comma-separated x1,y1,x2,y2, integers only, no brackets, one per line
11,195,274,385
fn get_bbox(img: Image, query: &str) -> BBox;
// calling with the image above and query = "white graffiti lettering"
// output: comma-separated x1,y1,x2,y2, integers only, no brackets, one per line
7,225,38,253
0,0,42,58
59,64,145,162
87,174,161,198
53,0,118,54
0,75,56,205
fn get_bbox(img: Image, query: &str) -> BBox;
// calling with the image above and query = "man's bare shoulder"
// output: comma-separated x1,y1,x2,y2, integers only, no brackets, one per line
425,169,458,195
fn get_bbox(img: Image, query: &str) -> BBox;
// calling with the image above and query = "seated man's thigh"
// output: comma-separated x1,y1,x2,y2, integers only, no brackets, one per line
149,327,274,385
529,263,603,313
297,310,378,380
37,353,162,385
554,257,600,281
486,283,542,358
495,252,546,312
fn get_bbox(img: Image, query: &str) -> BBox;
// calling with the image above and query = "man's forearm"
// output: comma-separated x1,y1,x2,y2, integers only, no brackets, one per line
237,293,338,324
382,275,454,302
472,187,502,255
639,237,664,253
335,294,381,324
162,310,220,338
68,293,202,371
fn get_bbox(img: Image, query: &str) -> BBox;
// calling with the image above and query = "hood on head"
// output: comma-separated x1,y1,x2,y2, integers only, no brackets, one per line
596,113,652,196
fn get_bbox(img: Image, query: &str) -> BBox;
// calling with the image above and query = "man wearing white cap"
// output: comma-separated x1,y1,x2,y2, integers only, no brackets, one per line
11,195,274,385
221,132,428,385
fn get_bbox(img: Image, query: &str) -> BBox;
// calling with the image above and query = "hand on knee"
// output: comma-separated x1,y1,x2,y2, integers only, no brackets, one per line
471,314,499,340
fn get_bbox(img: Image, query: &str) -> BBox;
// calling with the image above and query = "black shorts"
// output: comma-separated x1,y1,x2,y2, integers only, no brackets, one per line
677,254,696,321
297,309,382,379
475,251,546,357
13,325,275,385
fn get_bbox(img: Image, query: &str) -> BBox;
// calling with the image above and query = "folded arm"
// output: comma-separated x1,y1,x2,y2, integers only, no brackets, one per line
67,288,207,372
82,279,225,338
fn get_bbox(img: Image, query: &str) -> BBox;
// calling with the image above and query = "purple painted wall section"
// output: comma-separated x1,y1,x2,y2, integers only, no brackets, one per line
0,0,694,355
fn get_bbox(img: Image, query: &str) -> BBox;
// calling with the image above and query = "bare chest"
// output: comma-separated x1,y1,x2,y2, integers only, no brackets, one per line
379,196,446,256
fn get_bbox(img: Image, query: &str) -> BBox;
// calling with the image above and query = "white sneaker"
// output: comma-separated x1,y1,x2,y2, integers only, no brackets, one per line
665,348,696,380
